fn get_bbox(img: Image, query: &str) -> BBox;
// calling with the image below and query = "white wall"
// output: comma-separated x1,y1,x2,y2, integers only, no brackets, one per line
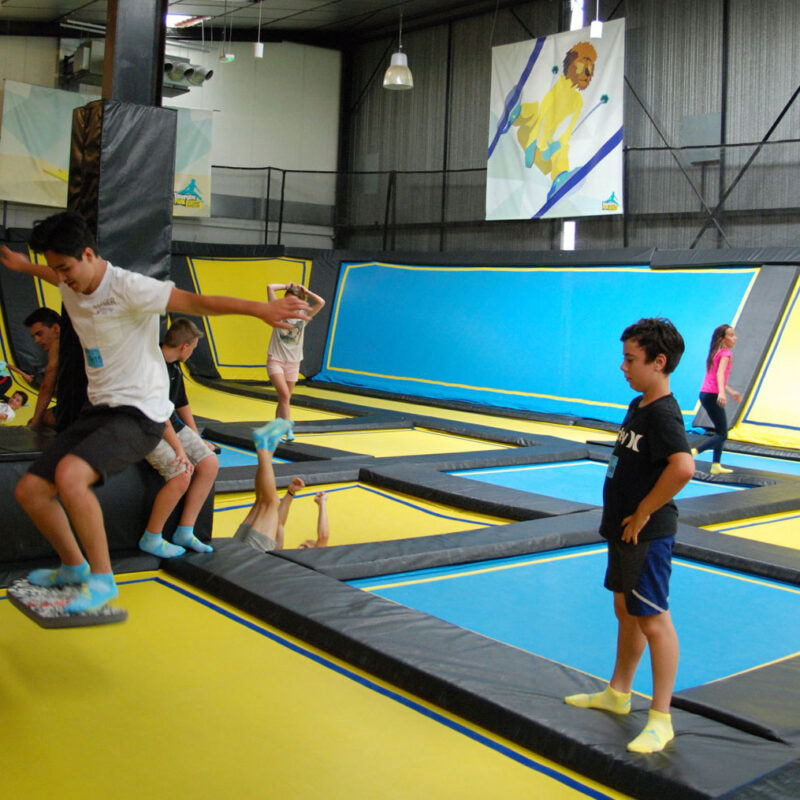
165,39,341,171
0,37,59,120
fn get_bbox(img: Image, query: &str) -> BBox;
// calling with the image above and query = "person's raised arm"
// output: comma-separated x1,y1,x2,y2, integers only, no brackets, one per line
267,283,286,302
167,287,310,330
0,246,59,285
621,451,695,545
303,287,327,318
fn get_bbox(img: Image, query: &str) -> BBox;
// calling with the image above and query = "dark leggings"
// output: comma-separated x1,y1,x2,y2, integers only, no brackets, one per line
696,391,728,462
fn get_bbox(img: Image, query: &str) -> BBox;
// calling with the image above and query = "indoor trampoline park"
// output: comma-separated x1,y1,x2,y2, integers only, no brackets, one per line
2,2,800,800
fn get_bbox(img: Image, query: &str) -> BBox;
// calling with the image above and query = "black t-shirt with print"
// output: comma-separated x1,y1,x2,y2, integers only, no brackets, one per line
600,393,690,542
166,359,188,431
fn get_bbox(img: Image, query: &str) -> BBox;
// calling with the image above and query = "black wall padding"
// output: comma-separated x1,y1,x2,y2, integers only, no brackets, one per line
677,482,800,528
169,255,220,379
675,524,800,586
204,414,414,441
275,510,606,580
0,455,212,575
674,656,800,746
70,100,175,280
652,248,800,268
164,541,800,800
692,265,798,431
0,257,46,377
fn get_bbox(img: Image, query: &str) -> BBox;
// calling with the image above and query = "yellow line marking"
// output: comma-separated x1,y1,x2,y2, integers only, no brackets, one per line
674,559,800,594
360,546,606,591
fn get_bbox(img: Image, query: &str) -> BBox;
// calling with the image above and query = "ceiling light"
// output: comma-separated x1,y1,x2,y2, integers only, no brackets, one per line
383,9,413,90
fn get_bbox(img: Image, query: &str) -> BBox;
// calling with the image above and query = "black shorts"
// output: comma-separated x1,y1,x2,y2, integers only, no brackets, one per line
28,404,165,486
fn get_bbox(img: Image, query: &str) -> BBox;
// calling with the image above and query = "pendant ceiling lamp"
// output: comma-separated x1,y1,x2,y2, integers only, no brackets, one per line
383,8,413,90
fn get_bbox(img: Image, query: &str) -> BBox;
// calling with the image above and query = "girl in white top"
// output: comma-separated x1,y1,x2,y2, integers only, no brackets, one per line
266,282,326,442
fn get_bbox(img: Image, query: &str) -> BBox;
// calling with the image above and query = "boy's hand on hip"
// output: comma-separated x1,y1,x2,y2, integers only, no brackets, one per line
621,510,650,545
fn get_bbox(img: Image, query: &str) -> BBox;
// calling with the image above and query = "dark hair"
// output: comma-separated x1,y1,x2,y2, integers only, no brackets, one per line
164,317,204,347
12,390,28,405
621,317,685,374
24,307,61,328
285,285,307,301
706,324,732,372
29,211,96,258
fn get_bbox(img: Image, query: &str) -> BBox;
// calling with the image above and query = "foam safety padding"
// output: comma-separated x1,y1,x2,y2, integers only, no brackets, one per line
674,655,800,746
675,523,800,586
214,459,370,493
275,510,605,580
677,481,800,528
70,100,176,280
164,540,800,800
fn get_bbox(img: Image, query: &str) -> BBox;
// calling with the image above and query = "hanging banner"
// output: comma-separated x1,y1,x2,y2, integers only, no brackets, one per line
172,107,213,218
486,19,625,221
0,80,212,217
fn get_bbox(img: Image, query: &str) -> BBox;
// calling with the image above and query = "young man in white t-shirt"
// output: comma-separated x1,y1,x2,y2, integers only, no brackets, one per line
0,211,309,614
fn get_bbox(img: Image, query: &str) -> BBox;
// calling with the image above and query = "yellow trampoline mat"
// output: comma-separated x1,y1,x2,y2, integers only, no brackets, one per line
703,510,800,550
731,276,800,449
186,256,312,382
183,373,344,424
290,427,512,457
294,384,617,444
213,481,510,545
0,574,629,800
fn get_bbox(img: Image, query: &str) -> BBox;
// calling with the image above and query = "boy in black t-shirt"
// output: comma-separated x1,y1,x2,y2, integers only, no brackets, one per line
565,318,694,754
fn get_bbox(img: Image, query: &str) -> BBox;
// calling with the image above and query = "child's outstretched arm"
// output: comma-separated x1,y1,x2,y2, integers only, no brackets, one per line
621,451,695,545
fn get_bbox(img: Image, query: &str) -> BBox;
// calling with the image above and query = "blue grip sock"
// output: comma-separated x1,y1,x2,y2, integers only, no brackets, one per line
139,531,186,558
173,525,213,553
252,419,293,452
29,560,90,587
64,572,118,614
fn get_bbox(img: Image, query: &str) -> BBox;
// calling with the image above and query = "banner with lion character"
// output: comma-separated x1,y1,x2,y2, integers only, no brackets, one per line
486,19,625,220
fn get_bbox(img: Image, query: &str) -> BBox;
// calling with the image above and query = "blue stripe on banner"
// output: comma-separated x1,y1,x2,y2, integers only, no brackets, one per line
487,37,546,160
533,126,624,218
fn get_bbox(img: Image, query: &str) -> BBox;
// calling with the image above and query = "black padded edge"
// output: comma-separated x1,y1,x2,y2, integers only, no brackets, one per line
274,510,606,580
677,481,800,528
674,524,800,586
163,541,800,800
718,758,800,799
651,251,800,268
673,656,800,746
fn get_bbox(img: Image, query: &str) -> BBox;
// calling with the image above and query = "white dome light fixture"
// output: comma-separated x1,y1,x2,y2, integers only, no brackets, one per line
383,8,413,90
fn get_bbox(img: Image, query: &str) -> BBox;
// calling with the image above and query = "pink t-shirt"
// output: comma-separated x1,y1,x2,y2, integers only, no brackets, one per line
700,348,732,393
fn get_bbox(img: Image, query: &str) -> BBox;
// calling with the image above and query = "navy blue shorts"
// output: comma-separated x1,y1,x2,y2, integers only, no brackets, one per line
604,535,674,616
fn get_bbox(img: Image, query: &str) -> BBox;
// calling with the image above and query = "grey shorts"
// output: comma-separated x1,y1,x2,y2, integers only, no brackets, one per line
146,425,214,480
233,522,276,553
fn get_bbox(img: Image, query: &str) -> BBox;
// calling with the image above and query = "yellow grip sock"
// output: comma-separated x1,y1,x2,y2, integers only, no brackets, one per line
627,708,674,753
564,685,631,714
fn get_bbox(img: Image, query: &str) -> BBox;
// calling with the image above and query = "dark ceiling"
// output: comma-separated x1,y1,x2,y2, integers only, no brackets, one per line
0,0,534,46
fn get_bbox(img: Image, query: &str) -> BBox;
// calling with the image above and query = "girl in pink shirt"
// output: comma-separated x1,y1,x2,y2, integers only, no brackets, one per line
691,324,742,474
